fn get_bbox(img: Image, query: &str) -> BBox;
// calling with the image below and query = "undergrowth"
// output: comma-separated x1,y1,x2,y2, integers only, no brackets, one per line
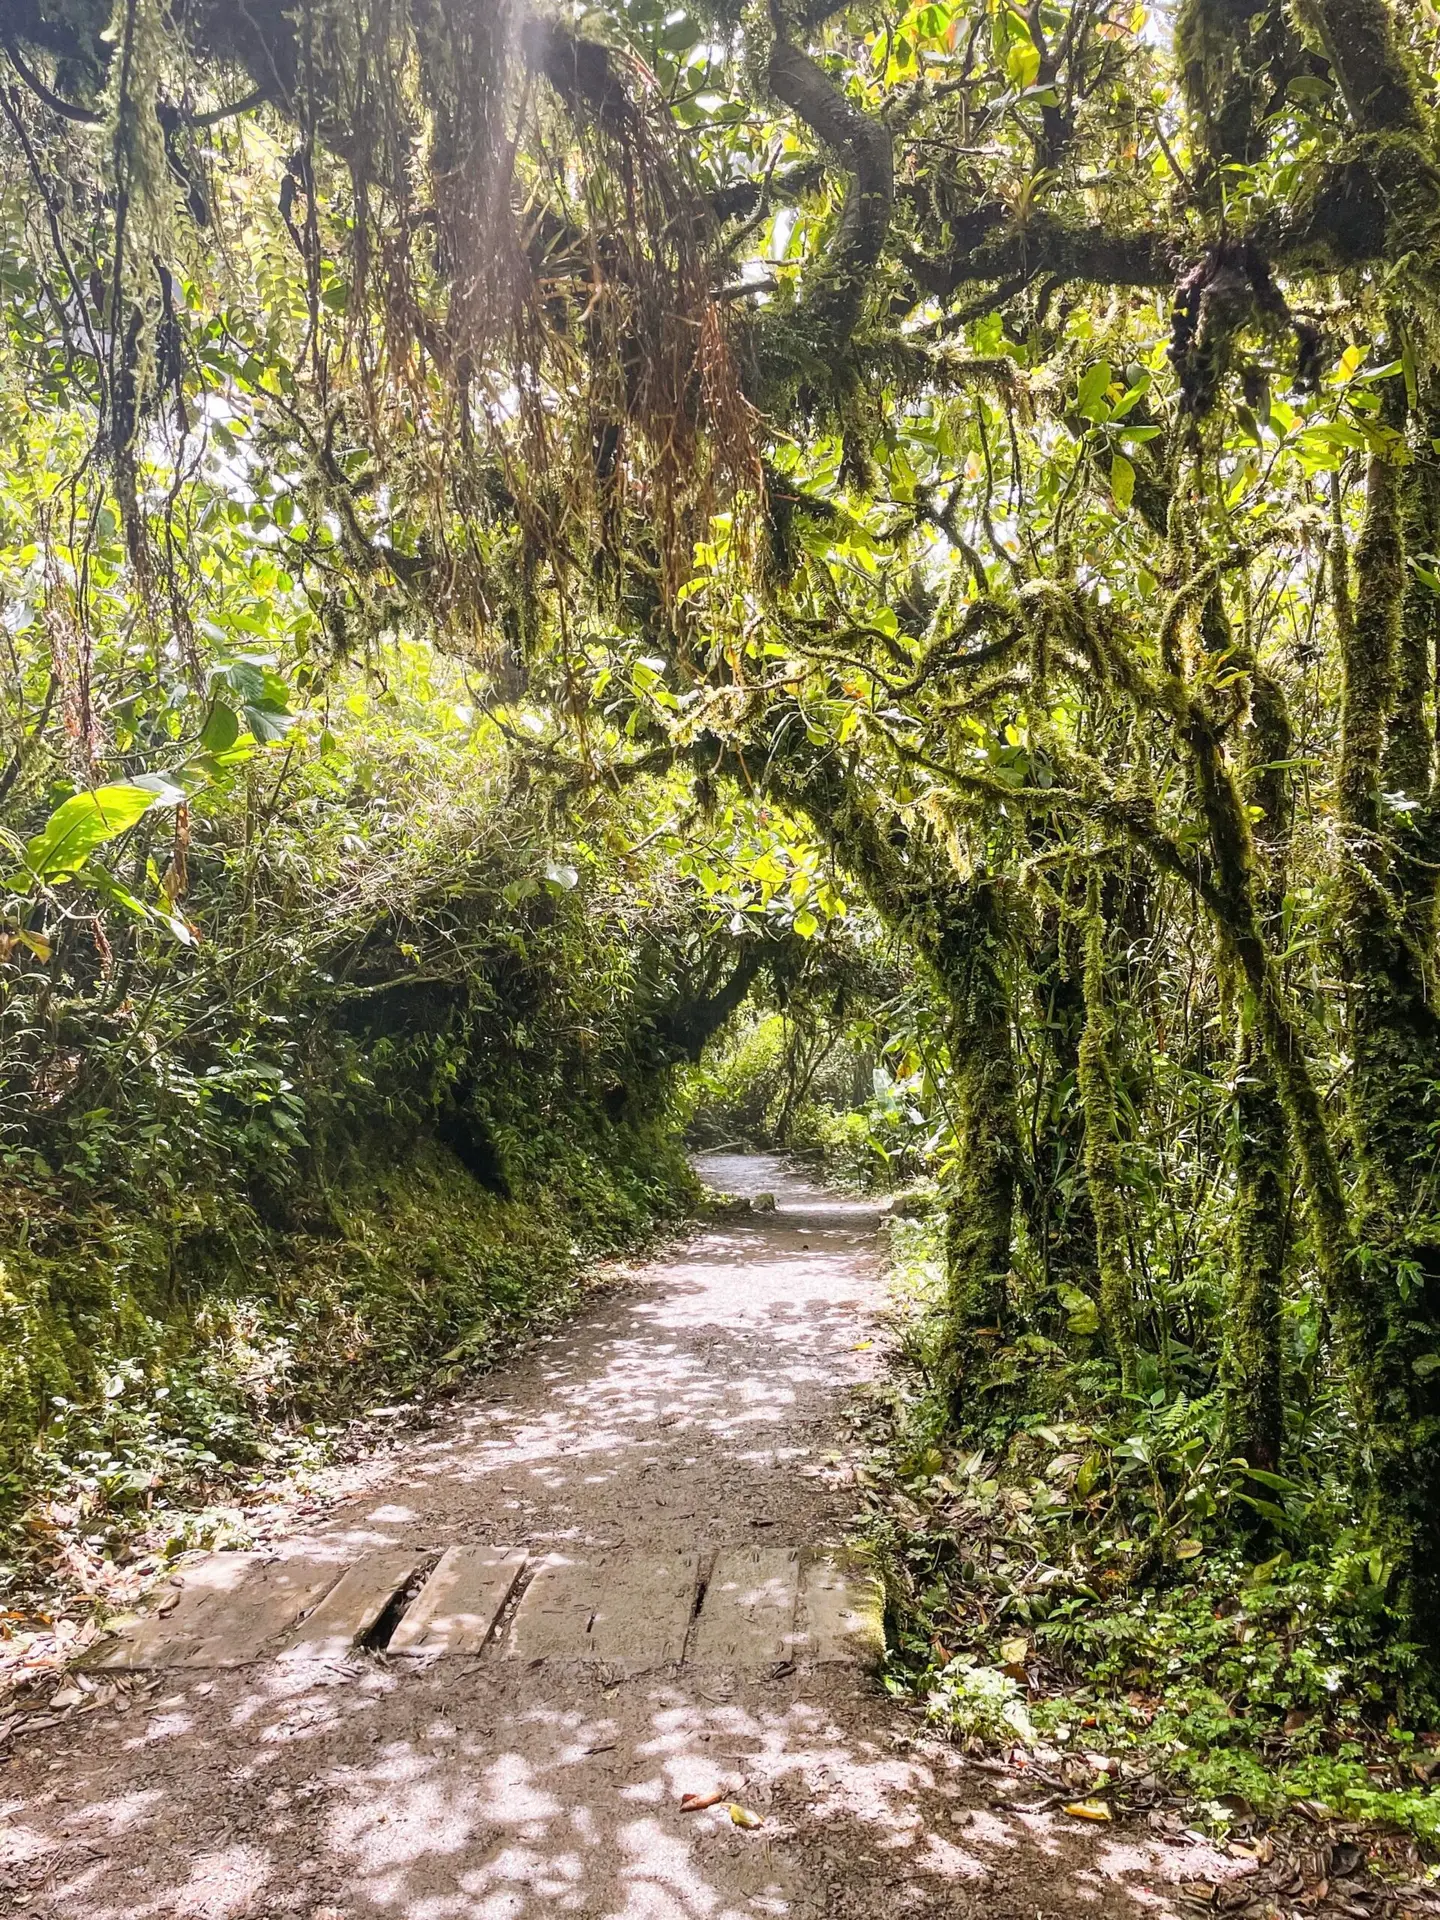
0,655,714,1605
1,1108,692,1603
865,1213,1440,1847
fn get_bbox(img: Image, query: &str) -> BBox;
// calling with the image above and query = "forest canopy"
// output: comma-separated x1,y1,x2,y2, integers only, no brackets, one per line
4,0,1440,1809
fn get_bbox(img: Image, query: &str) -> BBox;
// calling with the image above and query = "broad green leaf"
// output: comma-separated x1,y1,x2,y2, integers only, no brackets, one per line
1244,1466,1304,1494
1006,35,1040,85
22,784,165,882
1058,1284,1100,1335
1075,1453,1103,1497
244,702,294,743
1110,454,1135,510
201,701,241,751
1075,362,1112,422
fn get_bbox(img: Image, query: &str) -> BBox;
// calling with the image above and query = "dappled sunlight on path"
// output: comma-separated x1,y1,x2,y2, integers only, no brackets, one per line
0,1156,1225,1917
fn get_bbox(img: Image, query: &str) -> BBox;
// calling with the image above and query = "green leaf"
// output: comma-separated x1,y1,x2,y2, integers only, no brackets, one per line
201,701,241,752
1075,361,1113,422
1006,34,1040,86
658,14,701,50
1244,1466,1304,1494
22,784,164,882
1110,454,1135,510
1075,1453,1104,1497
244,702,294,743
1058,1283,1100,1335
1235,1493,1289,1525
794,908,819,938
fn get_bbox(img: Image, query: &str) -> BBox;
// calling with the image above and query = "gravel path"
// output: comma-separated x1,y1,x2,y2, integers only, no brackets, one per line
0,1153,1224,1918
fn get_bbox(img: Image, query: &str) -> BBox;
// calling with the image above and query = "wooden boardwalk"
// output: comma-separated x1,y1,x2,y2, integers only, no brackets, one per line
90,1543,885,1673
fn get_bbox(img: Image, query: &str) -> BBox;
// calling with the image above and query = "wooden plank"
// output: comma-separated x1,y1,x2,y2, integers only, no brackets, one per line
95,1555,345,1669
93,1555,257,1670
800,1551,886,1667
279,1549,425,1663
591,1554,699,1670
388,1545,527,1656
501,1555,591,1660
689,1548,800,1667
503,1554,699,1670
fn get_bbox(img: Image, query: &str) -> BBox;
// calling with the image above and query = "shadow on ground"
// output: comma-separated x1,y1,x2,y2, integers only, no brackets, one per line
0,1155,1225,1917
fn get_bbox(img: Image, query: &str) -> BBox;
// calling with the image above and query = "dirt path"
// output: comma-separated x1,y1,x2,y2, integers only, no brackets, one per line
0,1154,1224,1919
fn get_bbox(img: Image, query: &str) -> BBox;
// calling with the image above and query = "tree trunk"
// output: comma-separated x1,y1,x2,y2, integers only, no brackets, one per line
1225,1039,1288,1473
1078,885,1139,1395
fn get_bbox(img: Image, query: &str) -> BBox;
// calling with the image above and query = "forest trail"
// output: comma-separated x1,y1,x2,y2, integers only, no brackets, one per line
0,1155,1226,1919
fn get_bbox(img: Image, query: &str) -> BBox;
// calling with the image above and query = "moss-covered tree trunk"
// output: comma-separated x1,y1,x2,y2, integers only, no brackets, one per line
1078,884,1139,1396
1225,1040,1288,1474
757,741,1021,1376
1332,433,1440,1629
1224,645,1294,1474
933,880,1019,1360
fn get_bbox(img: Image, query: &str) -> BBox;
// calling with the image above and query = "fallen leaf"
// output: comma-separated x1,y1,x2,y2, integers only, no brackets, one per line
1175,1539,1204,1560
1296,1798,1334,1823
50,1686,83,1710
728,1803,764,1829
679,1790,725,1812
1062,1801,1112,1822
852,1340,873,1350
999,1635,1029,1665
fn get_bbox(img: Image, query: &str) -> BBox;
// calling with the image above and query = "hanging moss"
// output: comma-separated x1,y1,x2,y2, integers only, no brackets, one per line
1175,0,1316,187
1386,414,1440,803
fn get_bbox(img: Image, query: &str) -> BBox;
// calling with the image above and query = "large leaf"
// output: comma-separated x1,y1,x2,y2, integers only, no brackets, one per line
1075,361,1113,422
22,784,167,882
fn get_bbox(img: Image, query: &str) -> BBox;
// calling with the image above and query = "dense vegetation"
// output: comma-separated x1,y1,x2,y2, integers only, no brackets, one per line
4,0,1440,1835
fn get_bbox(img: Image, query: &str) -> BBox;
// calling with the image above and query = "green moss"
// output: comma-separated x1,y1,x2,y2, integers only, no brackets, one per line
1078,888,1138,1397
1224,1041,1289,1474
0,1101,692,1578
1296,0,1426,134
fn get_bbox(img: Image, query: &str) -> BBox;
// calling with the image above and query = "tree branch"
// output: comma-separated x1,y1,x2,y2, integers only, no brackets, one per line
766,14,894,356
